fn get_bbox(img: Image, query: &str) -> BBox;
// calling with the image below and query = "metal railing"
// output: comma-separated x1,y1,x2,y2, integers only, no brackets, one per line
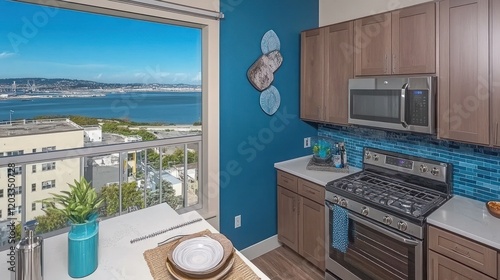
0,134,202,250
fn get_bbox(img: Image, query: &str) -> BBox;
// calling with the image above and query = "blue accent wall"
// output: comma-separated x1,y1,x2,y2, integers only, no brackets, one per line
319,124,500,202
220,0,319,249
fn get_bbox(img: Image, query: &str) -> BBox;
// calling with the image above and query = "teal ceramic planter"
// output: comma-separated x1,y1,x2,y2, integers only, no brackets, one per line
68,216,99,278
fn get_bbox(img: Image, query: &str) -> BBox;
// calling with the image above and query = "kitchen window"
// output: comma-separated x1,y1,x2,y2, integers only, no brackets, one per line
32,183,36,192
0,0,219,250
32,203,36,211
32,165,36,173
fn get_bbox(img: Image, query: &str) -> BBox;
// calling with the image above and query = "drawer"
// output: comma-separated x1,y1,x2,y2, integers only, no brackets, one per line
277,170,298,193
428,226,497,278
298,178,325,204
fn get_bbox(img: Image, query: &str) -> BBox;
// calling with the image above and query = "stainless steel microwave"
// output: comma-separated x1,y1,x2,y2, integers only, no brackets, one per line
348,76,436,134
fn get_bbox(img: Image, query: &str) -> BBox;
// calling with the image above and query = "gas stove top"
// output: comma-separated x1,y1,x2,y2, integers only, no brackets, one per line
331,171,446,218
325,148,452,239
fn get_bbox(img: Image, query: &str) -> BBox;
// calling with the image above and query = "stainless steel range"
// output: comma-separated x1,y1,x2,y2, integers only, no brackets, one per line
324,148,452,280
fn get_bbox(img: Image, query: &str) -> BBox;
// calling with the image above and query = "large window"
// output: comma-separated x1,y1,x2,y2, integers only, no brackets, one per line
0,0,219,250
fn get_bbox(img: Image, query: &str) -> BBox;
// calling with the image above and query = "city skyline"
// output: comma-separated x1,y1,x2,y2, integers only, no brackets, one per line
0,0,202,84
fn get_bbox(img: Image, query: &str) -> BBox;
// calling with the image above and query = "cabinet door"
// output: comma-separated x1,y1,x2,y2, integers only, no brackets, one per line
428,250,495,280
354,13,392,76
298,196,325,271
492,0,500,146
277,186,299,252
438,0,489,145
392,2,436,74
324,22,354,125
301,29,325,122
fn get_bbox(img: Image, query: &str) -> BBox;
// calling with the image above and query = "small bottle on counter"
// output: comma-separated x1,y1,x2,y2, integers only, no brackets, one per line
333,144,343,168
338,142,347,168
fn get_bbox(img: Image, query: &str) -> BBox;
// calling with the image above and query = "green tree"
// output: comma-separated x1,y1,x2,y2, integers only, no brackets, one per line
99,182,144,216
146,181,182,210
35,208,68,234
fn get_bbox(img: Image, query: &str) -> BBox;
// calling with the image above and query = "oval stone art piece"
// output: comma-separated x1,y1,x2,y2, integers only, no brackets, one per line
260,86,281,115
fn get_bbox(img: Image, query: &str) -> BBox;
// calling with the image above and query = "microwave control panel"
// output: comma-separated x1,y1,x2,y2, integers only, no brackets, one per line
407,90,428,126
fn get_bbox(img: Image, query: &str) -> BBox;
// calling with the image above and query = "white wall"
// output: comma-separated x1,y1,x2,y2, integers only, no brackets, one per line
319,0,433,26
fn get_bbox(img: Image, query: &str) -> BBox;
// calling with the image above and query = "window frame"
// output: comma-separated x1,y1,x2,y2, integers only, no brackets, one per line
1,0,220,229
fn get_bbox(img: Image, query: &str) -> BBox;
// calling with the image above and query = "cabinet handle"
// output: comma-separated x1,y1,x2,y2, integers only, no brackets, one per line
385,54,388,74
306,189,316,195
392,54,396,74
292,198,296,212
495,122,498,145
282,178,289,184
453,245,471,258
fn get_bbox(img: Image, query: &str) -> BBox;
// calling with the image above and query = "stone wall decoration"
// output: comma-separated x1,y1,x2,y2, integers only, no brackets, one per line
247,30,283,116
247,50,283,91
260,85,281,115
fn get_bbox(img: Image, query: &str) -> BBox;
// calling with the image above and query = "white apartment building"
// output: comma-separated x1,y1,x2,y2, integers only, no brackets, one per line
0,119,84,223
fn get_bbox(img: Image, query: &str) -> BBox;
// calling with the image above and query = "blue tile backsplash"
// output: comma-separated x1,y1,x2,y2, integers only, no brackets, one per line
318,124,500,202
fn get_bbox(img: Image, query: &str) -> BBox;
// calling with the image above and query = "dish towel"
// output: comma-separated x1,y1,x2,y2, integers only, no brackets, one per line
332,204,349,253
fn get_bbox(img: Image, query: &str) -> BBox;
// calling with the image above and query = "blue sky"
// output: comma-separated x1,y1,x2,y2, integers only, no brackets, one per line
0,0,202,84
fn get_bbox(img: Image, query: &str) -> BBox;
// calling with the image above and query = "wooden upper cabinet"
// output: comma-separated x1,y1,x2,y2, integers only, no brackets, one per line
492,0,500,146
300,29,325,121
354,13,392,76
438,0,490,145
392,2,436,74
324,22,354,125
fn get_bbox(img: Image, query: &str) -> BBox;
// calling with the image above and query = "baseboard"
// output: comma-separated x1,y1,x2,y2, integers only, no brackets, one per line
240,235,281,260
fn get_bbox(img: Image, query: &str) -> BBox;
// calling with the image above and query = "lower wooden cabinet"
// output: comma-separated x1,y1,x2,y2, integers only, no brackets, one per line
277,186,299,252
428,225,499,279
277,171,325,271
428,250,495,280
299,196,325,270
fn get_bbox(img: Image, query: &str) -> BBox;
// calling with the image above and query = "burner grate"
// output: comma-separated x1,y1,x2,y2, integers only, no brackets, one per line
333,172,444,218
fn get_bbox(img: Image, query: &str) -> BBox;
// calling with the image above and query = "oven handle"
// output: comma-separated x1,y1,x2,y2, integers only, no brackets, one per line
348,212,419,246
400,83,409,128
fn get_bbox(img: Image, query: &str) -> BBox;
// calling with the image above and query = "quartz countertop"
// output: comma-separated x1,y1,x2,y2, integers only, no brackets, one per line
0,204,269,280
274,155,362,186
427,195,500,250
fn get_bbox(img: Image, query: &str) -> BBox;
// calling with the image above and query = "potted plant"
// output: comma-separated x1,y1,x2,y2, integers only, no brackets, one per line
42,177,103,278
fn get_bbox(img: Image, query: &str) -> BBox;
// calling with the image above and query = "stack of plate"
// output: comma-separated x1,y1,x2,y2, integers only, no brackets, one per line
166,233,235,279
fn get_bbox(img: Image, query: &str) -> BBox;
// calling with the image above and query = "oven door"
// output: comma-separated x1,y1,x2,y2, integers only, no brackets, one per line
325,201,423,280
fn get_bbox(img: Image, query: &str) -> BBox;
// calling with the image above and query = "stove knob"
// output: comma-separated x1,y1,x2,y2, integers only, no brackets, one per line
373,154,379,161
419,164,428,173
431,167,440,176
340,199,348,207
361,207,369,216
365,152,371,160
383,216,393,225
332,196,339,204
398,221,408,231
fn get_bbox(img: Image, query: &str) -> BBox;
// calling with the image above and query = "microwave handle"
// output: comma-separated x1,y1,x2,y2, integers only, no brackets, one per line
400,83,409,128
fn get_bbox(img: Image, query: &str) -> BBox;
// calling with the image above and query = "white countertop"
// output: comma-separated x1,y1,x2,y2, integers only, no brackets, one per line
0,204,269,280
427,195,500,250
274,155,362,186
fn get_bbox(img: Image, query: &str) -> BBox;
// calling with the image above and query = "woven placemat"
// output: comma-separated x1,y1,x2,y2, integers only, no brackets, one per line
306,157,350,173
143,229,261,280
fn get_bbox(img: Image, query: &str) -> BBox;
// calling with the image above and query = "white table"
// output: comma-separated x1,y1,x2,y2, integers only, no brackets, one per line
0,204,269,280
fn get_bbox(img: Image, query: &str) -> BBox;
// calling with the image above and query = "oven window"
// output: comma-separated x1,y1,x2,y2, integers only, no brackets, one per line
350,90,401,123
329,213,417,280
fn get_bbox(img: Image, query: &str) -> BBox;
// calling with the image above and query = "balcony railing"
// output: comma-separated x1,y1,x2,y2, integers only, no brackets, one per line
0,135,202,250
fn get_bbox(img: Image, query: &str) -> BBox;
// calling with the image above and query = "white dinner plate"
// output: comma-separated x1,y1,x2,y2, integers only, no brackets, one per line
172,236,224,273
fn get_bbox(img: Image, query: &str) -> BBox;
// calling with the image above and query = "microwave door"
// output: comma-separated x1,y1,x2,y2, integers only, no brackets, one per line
400,83,409,129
